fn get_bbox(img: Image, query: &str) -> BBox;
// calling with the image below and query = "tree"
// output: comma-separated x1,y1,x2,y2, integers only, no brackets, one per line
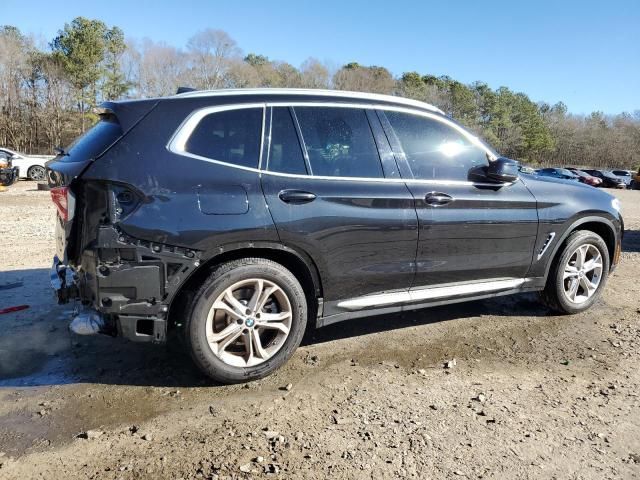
186,29,240,89
333,63,395,93
134,39,188,97
1,19,639,169
51,17,124,131
300,58,330,89
101,26,129,100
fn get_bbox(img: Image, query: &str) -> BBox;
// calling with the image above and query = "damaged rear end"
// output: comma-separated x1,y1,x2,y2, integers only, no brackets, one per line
47,99,195,343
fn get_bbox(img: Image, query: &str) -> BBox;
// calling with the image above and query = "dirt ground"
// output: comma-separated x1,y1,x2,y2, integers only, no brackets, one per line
0,180,639,480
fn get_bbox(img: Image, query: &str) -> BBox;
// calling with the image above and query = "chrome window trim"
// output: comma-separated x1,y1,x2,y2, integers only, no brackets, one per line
264,102,495,160
337,278,527,311
166,102,266,173
173,87,444,115
166,101,502,187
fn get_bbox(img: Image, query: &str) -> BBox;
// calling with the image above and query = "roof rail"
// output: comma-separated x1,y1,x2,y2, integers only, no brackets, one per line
173,88,444,115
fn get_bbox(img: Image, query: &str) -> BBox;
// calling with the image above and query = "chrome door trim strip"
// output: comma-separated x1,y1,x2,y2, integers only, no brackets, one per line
337,278,527,311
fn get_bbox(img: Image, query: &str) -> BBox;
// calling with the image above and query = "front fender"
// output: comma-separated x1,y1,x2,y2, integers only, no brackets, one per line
528,213,621,281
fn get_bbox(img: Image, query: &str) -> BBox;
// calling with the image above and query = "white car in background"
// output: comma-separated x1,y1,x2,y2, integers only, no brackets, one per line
0,148,54,181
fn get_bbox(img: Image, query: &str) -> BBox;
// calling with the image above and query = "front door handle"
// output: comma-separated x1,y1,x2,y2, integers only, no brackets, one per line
425,192,453,206
278,189,317,204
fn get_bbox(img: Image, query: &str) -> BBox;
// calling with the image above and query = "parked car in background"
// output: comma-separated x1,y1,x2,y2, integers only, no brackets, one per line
0,150,19,186
611,169,633,188
47,88,624,383
535,168,580,182
566,168,603,187
0,147,53,181
581,169,626,189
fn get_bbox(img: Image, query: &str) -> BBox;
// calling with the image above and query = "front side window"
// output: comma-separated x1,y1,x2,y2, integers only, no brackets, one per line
385,111,488,181
185,108,263,169
294,107,384,178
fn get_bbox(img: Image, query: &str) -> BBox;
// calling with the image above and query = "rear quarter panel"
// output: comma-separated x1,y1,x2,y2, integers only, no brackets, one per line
81,98,280,257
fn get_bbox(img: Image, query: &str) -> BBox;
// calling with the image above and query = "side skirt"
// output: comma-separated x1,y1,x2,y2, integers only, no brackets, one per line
317,277,545,328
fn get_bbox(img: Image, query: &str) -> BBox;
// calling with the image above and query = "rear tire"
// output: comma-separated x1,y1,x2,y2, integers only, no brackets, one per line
27,165,46,181
184,258,307,383
540,230,609,314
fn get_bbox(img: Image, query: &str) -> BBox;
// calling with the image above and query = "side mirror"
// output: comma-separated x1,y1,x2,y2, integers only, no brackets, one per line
487,157,519,183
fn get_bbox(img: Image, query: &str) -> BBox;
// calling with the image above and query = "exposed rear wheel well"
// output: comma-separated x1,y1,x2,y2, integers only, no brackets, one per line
168,248,322,330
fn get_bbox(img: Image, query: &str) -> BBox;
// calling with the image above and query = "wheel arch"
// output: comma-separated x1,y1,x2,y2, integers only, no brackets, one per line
543,215,617,282
168,243,323,330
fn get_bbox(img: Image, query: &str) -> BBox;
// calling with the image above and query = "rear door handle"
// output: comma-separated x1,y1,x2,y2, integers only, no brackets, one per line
278,189,317,204
425,192,453,206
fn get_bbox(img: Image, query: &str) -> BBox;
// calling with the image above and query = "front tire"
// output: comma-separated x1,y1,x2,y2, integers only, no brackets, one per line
27,165,46,181
184,258,307,383
540,230,609,314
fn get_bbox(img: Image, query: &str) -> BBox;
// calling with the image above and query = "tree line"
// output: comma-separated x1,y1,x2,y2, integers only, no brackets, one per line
1,17,638,170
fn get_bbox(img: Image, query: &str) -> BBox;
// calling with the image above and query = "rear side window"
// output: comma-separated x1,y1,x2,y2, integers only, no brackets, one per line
61,115,122,163
294,107,384,178
385,111,487,181
186,108,263,169
268,108,307,175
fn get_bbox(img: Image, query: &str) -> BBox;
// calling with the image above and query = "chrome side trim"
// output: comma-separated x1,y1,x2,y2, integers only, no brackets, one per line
173,88,445,115
337,278,527,311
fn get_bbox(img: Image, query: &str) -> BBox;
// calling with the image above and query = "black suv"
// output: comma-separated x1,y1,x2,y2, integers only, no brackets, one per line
47,89,623,383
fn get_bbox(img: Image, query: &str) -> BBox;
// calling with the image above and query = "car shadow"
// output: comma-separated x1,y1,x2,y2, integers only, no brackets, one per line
0,267,555,389
2,224,637,390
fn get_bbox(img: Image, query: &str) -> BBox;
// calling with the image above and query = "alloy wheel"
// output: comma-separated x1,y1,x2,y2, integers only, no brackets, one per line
28,165,46,181
205,278,292,367
562,243,603,304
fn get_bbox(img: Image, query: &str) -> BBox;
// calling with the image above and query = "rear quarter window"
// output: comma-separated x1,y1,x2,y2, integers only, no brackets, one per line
184,107,263,169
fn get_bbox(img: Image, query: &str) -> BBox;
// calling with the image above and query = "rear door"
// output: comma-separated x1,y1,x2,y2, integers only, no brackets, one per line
379,109,538,288
261,105,418,315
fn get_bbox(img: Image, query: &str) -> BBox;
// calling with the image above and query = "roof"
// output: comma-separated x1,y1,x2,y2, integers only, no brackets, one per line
172,88,445,115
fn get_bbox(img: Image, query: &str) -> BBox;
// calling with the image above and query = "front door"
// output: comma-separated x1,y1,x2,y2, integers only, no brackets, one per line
379,109,538,288
261,105,418,315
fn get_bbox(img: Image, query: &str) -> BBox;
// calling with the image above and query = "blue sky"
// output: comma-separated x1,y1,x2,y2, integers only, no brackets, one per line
2,0,638,114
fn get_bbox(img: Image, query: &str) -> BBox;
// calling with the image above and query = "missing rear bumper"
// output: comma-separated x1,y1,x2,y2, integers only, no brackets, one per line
67,307,167,343
50,255,78,304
